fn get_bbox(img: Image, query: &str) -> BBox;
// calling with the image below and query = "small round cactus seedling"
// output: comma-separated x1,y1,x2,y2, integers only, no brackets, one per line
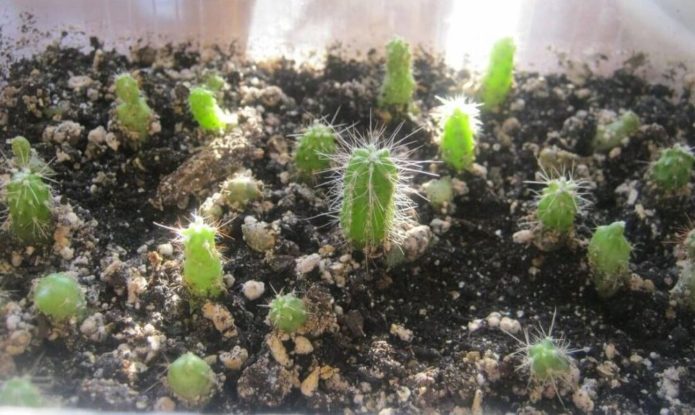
378,37,415,110
588,221,632,298
33,273,86,322
167,352,216,404
480,37,516,110
432,96,481,172
649,144,695,192
268,292,307,332
593,111,640,152
221,171,262,209
178,215,224,298
188,86,234,132
5,137,53,243
0,377,43,407
532,173,589,234
422,176,454,210
114,73,155,142
294,122,338,175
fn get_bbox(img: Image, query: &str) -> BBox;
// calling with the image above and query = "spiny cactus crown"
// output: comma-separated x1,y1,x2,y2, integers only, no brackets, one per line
294,122,338,175
167,352,216,404
0,377,43,408
114,73,154,140
533,173,589,234
480,37,516,110
378,37,416,109
268,292,307,333
593,111,640,152
6,137,53,243
649,144,694,192
33,273,86,322
188,86,234,132
432,96,481,172
588,221,632,298
221,171,262,209
178,215,224,298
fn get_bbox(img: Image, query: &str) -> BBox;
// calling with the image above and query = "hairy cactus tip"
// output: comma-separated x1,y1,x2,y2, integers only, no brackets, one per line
530,169,590,235
6,136,53,243
294,120,339,176
328,124,422,250
188,83,235,132
432,95,481,172
268,291,307,333
588,221,632,298
593,111,640,152
174,214,224,298
114,73,155,142
33,273,86,322
505,313,576,394
0,377,43,408
480,37,516,110
649,144,694,193
167,352,216,404
378,37,416,111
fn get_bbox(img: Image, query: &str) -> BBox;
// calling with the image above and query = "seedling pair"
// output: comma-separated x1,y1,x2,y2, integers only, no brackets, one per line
5,136,53,244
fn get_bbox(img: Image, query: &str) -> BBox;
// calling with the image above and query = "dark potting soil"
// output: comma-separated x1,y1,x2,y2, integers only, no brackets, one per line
0,37,694,414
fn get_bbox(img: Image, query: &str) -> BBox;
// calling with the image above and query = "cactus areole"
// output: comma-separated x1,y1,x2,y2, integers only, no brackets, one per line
340,145,398,248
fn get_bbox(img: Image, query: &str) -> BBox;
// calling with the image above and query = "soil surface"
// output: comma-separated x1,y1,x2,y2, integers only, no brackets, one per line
1,37,695,415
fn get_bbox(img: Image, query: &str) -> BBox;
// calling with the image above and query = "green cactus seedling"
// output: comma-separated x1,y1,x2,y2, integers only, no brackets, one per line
422,176,454,209
588,221,632,298
378,37,416,110
6,137,53,243
294,122,338,175
221,171,262,209
480,37,516,110
433,96,481,172
533,174,589,234
167,352,216,404
114,73,154,141
188,86,234,132
268,292,307,332
593,111,640,152
649,144,694,192
0,377,43,407
34,273,86,322
178,216,224,298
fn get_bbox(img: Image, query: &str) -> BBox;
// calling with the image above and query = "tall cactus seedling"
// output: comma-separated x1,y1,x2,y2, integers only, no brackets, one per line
5,136,53,243
329,125,421,250
480,37,516,110
378,37,416,112
432,96,482,172
173,215,225,298
114,73,156,144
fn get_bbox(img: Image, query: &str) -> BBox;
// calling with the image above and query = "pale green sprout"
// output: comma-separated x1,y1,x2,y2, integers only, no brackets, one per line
378,37,416,110
422,176,454,210
176,215,224,298
167,352,216,404
188,86,235,131
480,37,516,110
593,111,640,152
587,221,632,298
114,73,155,142
432,96,482,172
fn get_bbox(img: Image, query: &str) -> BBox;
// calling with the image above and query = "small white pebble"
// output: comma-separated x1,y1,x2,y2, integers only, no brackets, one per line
157,243,174,257
296,253,321,274
242,280,265,301
390,323,414,342
294,336,314,354
499,317,521,334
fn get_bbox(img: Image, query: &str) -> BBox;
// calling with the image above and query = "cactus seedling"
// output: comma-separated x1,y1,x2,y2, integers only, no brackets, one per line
6,137,53,243
671,228,695,310
588,221,632,298
480,37,516,110
532,172,590,234
422,176,454,209
0,377,43,407
268,292,307,332
593,111,640,152
33,273,86,322
188,86,234,131
649,144,694,192
221,171,263,209
167,352,216,404
177,215,224,298
114,73,154,141
378,37,416,110
432,96,481,172
294,122,338,175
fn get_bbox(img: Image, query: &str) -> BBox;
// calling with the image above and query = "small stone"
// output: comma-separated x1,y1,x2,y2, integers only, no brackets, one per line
499,317,521,334
390,323,414,342
486,312,501,328
267,334,291,367
220,346,249,371
513,229,534,244
242,280,265,301
202,302,237,337
294,336,314,354
300,367,320,397
157,243,174,257
241,216,277,252
296,254,321,274
153,396,176,412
